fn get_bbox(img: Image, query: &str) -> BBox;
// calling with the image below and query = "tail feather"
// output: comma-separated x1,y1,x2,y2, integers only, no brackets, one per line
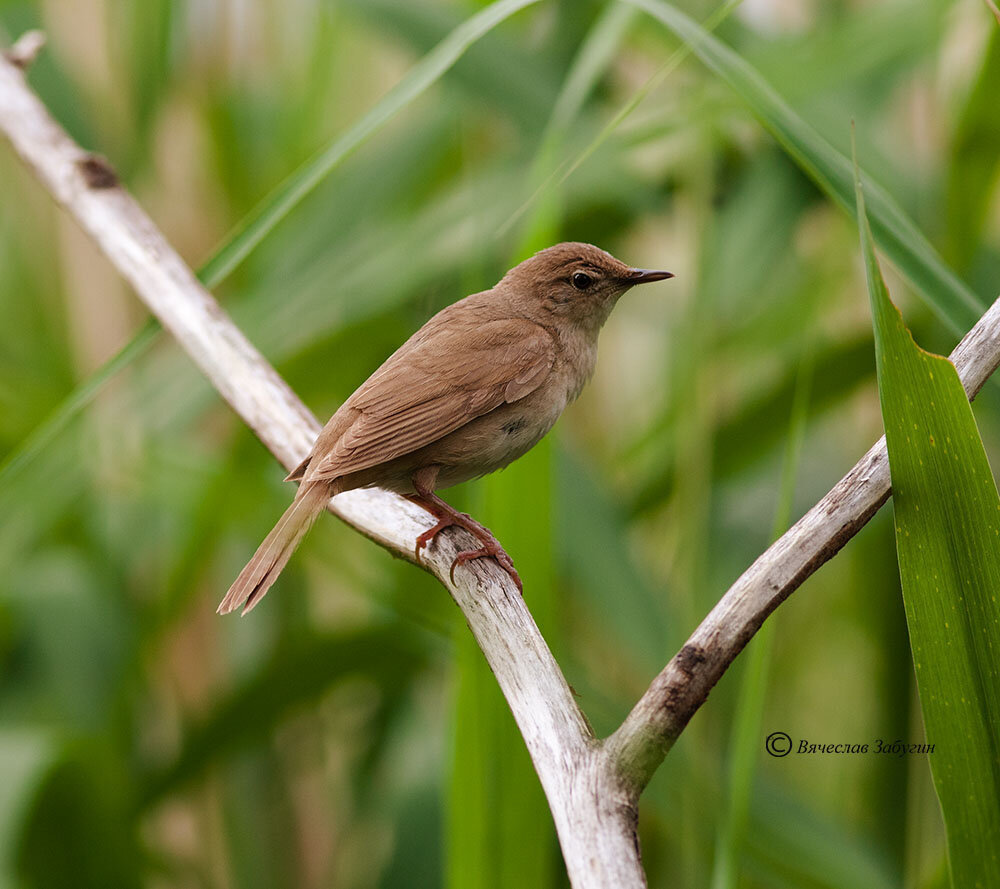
218,483,330,615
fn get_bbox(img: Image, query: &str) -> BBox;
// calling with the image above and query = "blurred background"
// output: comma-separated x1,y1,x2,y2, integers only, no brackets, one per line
1,0,998,886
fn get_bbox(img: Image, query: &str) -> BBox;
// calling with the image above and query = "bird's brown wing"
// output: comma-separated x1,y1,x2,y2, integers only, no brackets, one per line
300,317,556,483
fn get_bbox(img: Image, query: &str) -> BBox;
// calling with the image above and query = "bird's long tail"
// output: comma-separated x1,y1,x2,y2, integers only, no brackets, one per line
218,482,330,615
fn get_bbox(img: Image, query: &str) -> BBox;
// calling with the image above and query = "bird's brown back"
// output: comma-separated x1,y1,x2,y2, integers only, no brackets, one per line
289,290,556,486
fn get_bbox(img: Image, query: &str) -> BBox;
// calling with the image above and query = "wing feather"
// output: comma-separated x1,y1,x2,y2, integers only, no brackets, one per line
303,318,555,482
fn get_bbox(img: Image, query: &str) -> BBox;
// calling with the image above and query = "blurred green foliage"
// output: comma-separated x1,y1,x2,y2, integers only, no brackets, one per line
1,0,998,887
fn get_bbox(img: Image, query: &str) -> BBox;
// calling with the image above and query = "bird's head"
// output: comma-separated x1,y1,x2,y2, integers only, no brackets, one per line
502,242,673,333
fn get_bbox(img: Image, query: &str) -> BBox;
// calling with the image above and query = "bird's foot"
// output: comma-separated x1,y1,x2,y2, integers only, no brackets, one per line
414,517,456,560
409,494,522,593
450,540,522,594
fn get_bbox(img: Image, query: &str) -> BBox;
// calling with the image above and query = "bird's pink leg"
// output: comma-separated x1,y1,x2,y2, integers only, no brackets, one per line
407,470,523,593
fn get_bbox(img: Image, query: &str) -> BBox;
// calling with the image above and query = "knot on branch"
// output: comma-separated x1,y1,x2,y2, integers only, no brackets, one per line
662,644,710,726
3,31,46,69
77,154,119,189
674,643,707,676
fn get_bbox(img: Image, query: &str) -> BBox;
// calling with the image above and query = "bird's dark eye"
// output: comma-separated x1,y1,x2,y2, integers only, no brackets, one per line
571,272,593,290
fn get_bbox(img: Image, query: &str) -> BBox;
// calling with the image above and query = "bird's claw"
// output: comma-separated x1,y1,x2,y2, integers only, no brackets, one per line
449,544,523,594
411,504,522,593
414,517,456,560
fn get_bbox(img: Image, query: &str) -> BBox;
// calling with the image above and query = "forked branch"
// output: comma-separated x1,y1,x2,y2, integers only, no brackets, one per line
5,32,1000,887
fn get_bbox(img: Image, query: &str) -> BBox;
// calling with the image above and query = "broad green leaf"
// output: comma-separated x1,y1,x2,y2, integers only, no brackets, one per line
16,745,142,889
627,0,984,336
856,153,1000,889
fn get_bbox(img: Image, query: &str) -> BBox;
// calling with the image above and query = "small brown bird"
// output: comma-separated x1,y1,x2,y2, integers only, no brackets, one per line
219,242,672,615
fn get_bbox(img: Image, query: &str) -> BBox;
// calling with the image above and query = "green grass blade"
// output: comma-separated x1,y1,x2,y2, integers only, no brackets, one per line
748,786,900,889
0,321,158,486
543,2,637,143
855,147,1000,889
198,0,540,286
445,439,558,889
446,452,557,889
943,29,1000,271
0,731,54,880
445,8,637,879
501,0,741,237
445,496,555,889
339,0,556,129
712,343,814,889
513,0,638,250
136,625,427,808
628,333,874,515
628,0,984,335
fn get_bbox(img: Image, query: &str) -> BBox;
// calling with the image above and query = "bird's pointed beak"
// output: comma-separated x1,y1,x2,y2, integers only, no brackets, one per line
627,268,674,284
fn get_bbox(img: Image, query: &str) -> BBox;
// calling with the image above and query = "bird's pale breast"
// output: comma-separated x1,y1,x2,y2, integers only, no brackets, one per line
426,331,597,489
